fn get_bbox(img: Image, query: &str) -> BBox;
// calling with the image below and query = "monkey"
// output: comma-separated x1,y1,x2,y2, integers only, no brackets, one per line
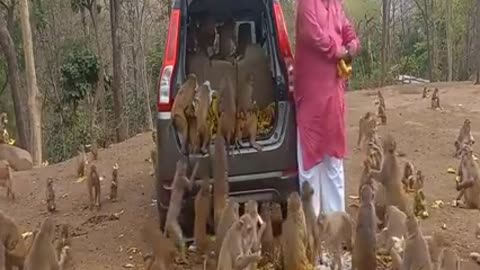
422,87,429,98
454,144,480,209
0,160,14,200
259,202,274,257
86,164,101,210
281,192,310,270
24,218,69,270
393,215,433,270
141,222,176,270
195,81,217,154
217,17,237,62
317,211,355,269
171,73,199,154
187,117,200,154
54,224,71,260
367,140,384,171
377,90,386,109
46,178,56,212
242,200,266,270
197,15,217,58
377,103,387,125
77,145,87,178
300,181,321,265
454,119,475,158
109,163,119,202
215,199,240,260
437,248,461,270
163,158,199,259
414,189,429,219
0,113,7,144
241,105,263,152
213,134,229,229
0,211,28,270
236,73,256,120
270,202,283,237
217,75,237,155
423,232,450,268
431,88,441,110
415,170,426,191
352,183,377,270
376,205,407,253
90,141,99,161
357,112,378,151
402,161,416,193
367,134,412,215
216,214,262,270
194,175,212,254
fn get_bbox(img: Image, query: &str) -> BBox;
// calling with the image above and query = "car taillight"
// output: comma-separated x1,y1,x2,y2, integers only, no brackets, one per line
157,9,181,112
273,1,294,100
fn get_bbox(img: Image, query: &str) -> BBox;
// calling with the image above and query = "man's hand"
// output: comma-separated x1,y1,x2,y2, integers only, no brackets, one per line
335,46,349,60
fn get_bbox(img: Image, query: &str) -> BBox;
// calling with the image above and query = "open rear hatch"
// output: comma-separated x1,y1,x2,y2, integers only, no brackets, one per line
170,0,293,154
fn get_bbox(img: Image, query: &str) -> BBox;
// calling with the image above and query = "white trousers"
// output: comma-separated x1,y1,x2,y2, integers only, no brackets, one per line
297,130,346,216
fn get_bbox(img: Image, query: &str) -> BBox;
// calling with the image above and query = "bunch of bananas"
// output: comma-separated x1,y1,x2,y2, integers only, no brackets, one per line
337,59,353,80
207,97,276,138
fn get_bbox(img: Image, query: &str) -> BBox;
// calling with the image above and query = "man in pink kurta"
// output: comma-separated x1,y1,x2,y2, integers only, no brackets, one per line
294,0,360,216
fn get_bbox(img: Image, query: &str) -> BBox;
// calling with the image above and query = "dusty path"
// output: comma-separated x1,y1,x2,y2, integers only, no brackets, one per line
1,82,480,269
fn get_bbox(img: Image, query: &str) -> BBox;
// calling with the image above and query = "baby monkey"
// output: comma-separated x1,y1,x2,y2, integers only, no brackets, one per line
46,178,56,212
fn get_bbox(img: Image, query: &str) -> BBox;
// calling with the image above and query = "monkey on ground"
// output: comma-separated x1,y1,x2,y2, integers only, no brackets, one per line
391,215,433,270
109,163,119,202
367,140,383,171
377,205,406,253
194,175,212,254
414,170,426,191
213,134,229,229
300,181,321,265
431,88,441,110
215,199,240,260
163,158,199,259
54,224,71,261
216,214,262,270
402,161,416,193
0,160,14,200
281,192,310,270
317,211,354,269
194,81,217,154
90,141,99,160
259,202,275,258
217,75,237,155
217,18,237,62
377,103,387,125
454,144,480,209
141,221,176,270
422,87,429,98
77,145,87,178
367,134,411,215
454,119,475,158
270,202,283,237
171,74,199,154
377,90,386,109
0,211,28,270
243,200,266,254
357,112,378,151
423,232,450,268
413,189,429,219
352,183,377,270
24,218,69,270
46,178,56,212
437,248,461,270
86,164,101,210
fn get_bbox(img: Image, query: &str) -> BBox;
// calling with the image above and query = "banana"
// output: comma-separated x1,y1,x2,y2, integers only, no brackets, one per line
337,59,352,79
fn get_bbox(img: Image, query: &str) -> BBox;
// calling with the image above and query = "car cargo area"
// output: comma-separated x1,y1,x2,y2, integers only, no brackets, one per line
180,0,287,151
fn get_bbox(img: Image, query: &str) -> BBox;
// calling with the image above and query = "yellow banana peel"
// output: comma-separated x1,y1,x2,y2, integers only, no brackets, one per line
338,59,353,79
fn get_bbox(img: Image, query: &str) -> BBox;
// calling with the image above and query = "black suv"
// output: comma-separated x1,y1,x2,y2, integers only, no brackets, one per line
155,0,298,237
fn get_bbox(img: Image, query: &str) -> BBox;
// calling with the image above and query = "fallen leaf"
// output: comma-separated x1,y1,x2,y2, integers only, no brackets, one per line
447,168,456,174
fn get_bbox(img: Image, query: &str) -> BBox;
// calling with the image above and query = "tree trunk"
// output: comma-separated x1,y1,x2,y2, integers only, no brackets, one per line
19,0,43,165
110,0,128,141
0,22,29,150
381,0,391,86
446,0,453,81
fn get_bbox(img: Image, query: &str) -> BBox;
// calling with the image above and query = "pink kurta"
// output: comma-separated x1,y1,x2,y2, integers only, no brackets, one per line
294,0,360,171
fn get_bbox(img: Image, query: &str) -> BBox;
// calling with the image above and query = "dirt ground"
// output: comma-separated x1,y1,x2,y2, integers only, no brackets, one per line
2,82,480,269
